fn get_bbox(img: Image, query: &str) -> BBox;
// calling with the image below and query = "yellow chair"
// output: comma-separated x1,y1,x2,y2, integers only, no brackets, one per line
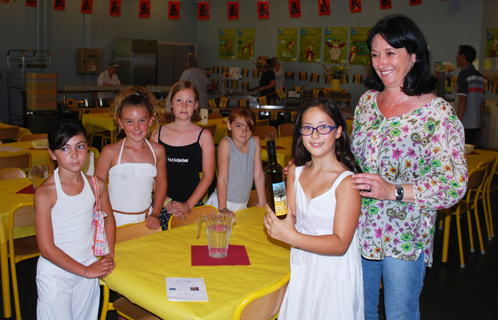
18,133,48,142
0,168,26,181
208,113,222,119
0,126,20,142
253,126,277,142
255,119,270,127
0,152,32,171
199,124,217,138
442,164,489,268
168,205,219,229
278,123,294,138
8,202,40,320
89,108,115,148
232,272,290,320
479,157,498,240
100,222,161,320
113,297,161,320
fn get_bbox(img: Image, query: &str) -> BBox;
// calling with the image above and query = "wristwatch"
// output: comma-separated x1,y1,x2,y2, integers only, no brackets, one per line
395,184,404,201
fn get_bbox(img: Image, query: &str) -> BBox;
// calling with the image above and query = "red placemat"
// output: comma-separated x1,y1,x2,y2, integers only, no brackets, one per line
261,146,286,150
29,147,48,150
191,245,250,266
16,185,35,194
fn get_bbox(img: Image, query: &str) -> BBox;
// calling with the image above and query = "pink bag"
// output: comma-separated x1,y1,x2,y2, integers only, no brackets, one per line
91,176,110,257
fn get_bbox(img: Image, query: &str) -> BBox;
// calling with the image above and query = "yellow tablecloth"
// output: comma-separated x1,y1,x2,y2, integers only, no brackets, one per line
0,141,52,168
465,149,498,170
82,112,118,142
195,118,228,144
0,123,32,141
260,136,293,167
104,206,291,320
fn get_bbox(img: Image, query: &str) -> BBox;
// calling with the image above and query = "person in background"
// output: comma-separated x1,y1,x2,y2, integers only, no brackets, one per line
250,57,276,103
271,56,284,90
179,53,211,109
350,14,467,320
206,106,266,214
456,45,485,146
97,61,121,100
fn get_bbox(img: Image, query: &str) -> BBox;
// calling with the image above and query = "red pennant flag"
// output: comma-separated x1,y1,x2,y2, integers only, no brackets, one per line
289,0,301,18
198,2,210,20
81,0,93,13
257,1,269,20
54,0,65,11
109,0,121,16
26,0,37,7
227,1,239,20
318,0,330,16
349,0,362,13
168,1,180,19
379,0,392,9
139,0,150,18
410,0,422,5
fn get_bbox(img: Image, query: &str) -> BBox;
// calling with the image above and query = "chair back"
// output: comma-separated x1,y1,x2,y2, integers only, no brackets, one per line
0,152,32,171
0,127,20,141
168,205,219,229
208,113,222,119
468,164,489,189
0,168,26,181
278,123,294,137
19,133,48,142
200,125,217,138
255,119,269,127
116,222,161,243
232,272,290,320
253,126,277,142
247,188,266,208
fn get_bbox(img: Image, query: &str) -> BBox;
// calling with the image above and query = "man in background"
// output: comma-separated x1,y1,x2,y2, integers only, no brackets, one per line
97,61,121,99
456,45,485,146
179,53,210,109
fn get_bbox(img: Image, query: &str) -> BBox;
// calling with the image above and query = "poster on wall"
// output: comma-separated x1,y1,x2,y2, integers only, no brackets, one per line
323,27,348,64
139,0,150,18
219,29,236,60
277,28,298,62
288,0,301,18
168,1,179,19
299,28,322,63
380,0,392,10
349,0,362,13
227,1,239,20
257,1,269,20
198,1,209,20
318,0,330,16
485,28,498,57
109,0,120,16
54,0,65,11
81,0,92,13
349,27,371,65
237,29,255,60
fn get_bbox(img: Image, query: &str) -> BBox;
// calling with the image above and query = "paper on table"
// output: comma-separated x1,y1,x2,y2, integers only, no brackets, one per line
166,277,209,302
0,146,25,153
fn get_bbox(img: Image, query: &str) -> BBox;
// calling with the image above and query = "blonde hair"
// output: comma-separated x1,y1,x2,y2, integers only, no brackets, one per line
165,80,201,122
111,86,159,133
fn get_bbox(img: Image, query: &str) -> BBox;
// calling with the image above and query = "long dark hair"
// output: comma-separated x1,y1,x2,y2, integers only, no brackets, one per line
364,14,437,95
48,119,88,151
292,99,361,173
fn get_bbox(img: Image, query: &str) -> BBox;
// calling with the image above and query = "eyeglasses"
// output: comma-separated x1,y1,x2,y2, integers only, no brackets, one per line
298,125,338,136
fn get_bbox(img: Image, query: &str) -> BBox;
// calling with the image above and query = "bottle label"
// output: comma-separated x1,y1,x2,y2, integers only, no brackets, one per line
272,181,288,217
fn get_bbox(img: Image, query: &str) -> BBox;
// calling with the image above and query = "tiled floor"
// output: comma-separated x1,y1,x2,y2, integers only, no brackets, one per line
2,193,497,320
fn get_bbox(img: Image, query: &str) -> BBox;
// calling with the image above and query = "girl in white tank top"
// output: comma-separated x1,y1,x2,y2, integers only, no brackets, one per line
95,86,167,230
35,119,116,320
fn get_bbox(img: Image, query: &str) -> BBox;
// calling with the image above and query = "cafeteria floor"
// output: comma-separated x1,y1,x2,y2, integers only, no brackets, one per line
2,184,498,320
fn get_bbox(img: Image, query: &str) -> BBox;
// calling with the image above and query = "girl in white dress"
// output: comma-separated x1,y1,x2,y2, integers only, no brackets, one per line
264,99,364,319
96,86,167,229
35,120,116,319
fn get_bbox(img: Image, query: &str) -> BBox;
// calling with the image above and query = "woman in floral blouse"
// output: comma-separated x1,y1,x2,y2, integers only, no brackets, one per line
350,14,467,320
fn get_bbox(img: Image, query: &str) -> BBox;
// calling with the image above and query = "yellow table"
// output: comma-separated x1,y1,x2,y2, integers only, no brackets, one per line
0,123,32,142
466,149,498,170
261,136,293,167
82,112,117,143
104,206,290,319
0,178,36,319
195,118,228,144
0,141,52,168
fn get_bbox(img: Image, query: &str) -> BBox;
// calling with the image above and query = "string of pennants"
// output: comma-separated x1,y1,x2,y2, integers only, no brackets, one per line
12,0,433,18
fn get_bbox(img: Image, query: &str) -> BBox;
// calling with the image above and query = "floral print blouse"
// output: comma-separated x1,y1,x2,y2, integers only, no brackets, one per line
351,90,467,267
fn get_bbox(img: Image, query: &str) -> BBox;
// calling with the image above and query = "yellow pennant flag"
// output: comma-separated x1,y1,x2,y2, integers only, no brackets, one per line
258,96,267,106
232,81,238,89
312,89,320,98
220,97,228,108
277,88,286,100
239,99,247,107
294,86,302,93
208,100,217,108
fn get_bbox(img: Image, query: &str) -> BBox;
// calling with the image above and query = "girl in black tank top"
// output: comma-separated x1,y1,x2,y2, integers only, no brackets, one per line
150,80,215,230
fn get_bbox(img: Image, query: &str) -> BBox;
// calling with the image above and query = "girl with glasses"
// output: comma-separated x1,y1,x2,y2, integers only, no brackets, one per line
264,99,364,319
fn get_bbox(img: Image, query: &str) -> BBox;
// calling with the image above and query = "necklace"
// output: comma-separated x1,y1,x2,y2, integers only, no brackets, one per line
383,92,408,107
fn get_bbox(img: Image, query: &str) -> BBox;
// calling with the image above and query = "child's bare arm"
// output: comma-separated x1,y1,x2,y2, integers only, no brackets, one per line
146,143,166,229
96,176,116,262
216,138,230,211
94,144,114,182
252,136,266,207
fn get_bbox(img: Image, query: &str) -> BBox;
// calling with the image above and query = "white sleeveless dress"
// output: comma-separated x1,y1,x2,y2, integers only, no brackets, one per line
278,168,364,320
108,138,157,227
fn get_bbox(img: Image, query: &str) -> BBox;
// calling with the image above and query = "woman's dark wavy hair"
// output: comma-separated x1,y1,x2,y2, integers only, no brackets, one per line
363,14,437,96
48,119,88,151
292,99,362,173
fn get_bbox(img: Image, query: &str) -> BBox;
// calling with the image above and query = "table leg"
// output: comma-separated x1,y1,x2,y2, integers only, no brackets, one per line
1,242,12,319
